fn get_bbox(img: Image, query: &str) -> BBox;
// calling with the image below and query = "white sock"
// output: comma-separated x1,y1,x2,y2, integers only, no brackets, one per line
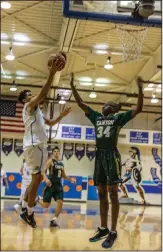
22,200,28,208
100,227,107,230
53,217,57,221
27,206,34,215
111,230,117,233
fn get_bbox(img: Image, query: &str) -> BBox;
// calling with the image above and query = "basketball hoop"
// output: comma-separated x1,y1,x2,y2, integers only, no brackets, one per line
116,24,148,62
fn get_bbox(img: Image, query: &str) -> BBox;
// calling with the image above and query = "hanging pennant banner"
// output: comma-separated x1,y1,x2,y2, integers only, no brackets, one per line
2,138,13,156
14,139,23,157
75,143,85,161
86,144,96,161
63,143,74,160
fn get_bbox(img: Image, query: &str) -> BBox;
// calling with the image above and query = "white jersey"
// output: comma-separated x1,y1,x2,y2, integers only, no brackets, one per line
1,169,7,187
22,103,47,150
22,162,31,182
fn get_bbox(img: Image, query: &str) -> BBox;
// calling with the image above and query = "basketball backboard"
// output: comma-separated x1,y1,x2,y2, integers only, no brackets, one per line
63,0,161,27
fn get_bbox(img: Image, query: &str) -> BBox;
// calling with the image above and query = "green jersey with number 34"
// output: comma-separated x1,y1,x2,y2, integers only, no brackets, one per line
86,107,133,149
49,159,64,184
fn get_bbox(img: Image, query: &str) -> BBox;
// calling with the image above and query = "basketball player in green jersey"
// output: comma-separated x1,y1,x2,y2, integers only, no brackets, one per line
70,73,144,249
37,147,76,227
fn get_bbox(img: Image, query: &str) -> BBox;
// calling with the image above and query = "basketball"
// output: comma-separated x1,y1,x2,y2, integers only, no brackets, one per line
48,52,67,71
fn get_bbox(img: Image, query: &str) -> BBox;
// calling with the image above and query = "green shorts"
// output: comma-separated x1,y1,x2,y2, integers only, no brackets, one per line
94,148,123,186
43,183,63,203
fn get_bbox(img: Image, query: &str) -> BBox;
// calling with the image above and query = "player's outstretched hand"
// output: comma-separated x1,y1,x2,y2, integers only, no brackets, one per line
61,107,72,117
70,177,76,184
46,179,52,187
136,76,144,89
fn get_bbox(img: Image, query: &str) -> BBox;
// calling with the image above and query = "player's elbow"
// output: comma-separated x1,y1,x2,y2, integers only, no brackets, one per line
45,119,52,126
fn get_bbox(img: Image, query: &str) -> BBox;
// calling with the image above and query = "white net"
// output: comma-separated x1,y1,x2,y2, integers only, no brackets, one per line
116,25,148,62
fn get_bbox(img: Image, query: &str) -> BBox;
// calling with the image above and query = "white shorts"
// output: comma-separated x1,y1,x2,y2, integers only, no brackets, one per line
24,144,47,174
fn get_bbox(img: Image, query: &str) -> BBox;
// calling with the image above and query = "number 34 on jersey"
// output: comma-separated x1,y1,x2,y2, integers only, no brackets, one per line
97,126,111,138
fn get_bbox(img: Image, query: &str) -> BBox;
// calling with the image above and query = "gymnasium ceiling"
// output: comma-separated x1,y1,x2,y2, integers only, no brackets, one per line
1,1,162,113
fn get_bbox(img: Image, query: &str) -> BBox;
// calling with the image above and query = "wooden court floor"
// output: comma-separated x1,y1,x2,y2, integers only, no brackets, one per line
1,200,162,251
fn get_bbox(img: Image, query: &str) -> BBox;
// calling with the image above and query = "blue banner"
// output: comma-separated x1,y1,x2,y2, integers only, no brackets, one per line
86,144,96,161
2,138,13,156
61,126,81,139
14,139,23,157
130,131,149,143
86,128,95,140
75,143,85,160
153,133,162,144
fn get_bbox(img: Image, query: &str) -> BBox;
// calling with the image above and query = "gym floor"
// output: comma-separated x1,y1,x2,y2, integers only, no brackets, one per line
1,200,161,251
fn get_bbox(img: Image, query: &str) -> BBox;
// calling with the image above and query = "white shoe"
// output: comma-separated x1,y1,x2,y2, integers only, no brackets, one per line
14,204,21,214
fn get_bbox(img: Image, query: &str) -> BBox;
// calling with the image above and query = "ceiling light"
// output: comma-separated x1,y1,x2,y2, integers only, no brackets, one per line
59,96,66,105
10,86,17,91
78,77,92,82
151,98,158,104
5,47,15,61
16,70,27,75
1,1,11,9
104,64,113,70
80,82,92,86
94,44,108,50
1,41,10,45
104,56,113,70
120,1,132,6
10,81,17,92
58,89,71,96
13,42,25,46
14,34,30,42
156,88,162,93
111,52,122,56
89,91,97,99
2,75,12,79
144,87,153,91
96,78,110,83
148,83,154,88
152,93,156,98
1,33,8,39
95,83,106,87
16,76,25,80
95,50,108,55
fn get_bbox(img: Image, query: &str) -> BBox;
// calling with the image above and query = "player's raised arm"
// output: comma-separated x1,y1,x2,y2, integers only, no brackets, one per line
44,107,72,126
131,76,144,118
27,54,65,113
70,73,89,113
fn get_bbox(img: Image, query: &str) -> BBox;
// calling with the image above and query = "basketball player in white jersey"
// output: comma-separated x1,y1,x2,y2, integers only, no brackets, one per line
18,53,70,228
0,163,9,196
14,159,31,213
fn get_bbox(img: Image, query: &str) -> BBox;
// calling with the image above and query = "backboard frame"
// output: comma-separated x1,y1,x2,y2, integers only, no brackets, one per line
63,0,161,28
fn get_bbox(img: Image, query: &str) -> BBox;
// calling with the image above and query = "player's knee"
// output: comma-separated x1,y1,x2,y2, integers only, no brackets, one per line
43,202,50,208
56,199,63,206
97,184,108,200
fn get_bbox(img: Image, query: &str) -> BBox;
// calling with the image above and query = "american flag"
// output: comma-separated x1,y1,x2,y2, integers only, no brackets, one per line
0,100,43,133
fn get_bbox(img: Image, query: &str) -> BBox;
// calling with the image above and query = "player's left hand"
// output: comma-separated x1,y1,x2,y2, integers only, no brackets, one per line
137,76,144,88
70,177,76,184
46,179,52,187
61,107,72,117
